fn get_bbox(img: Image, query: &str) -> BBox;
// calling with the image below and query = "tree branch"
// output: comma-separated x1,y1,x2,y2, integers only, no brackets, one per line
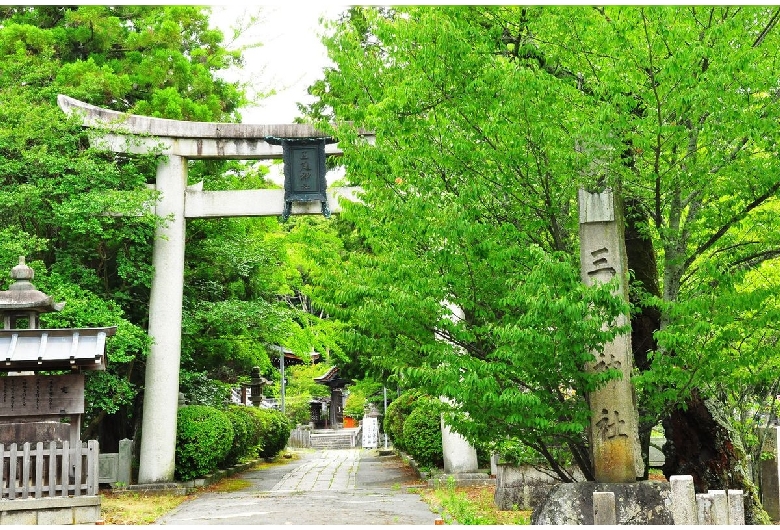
753,7,780,48
683,180,780,273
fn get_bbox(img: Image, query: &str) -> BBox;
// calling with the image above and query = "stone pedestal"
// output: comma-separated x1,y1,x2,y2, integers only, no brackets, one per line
533,476,745,525
532,481,674,525
494,464,586,511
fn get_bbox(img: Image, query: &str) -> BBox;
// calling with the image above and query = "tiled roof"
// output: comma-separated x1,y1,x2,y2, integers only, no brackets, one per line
314,367,339,383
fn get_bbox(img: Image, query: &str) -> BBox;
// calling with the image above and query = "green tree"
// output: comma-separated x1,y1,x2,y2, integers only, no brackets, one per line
180,166,353,396
0,5,246,449
306,5,780,499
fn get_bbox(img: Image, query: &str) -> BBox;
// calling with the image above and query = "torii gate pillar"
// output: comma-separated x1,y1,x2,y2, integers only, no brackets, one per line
144,154,187,481
58,96,368,483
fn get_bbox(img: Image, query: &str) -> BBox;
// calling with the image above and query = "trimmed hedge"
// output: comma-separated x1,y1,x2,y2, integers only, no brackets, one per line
402,399,444,469
250,407,291,458
224,405,263,466
174,405,292,480
175,405,235,480
384,389,426,453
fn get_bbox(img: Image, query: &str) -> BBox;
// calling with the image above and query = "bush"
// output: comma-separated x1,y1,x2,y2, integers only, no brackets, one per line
249,407,291,458
384,389,426,452
344,378,383,420
344,389,367,420
179,371,233,409
175,405,234,480
224,405,263,466
402,399,444,469
283,394,313,426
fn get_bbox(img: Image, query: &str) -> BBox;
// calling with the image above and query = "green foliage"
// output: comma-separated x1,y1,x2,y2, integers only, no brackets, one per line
282,363,333,400
179,371,233,409
224,405,263,466
182,215,296,381
343,394,364,420
263,362,334,426
180,214,349,390
282,395,315,427
3,5,245,119
344,378,383,420
384,390,427,453
0,5,248,445
496,440,543,467
403,399,444,469
308,5,780,479
175,405,235,481
250,407,291,459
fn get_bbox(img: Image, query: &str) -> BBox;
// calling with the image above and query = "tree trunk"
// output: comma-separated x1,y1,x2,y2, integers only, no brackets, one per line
662,389,771,524
624,197,661,480
624,200,769,523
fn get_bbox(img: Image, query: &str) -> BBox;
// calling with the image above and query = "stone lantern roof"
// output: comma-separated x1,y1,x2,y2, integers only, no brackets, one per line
0,257,115,371
0,256,65,314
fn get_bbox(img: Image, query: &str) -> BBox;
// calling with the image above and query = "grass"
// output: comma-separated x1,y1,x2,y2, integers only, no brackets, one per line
100,490,191,525
415,480,532,525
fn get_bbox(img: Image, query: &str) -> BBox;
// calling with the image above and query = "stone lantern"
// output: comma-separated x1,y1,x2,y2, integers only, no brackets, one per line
249,366,271,407
0,256,116,445
0,256,65,330
264,136,337,220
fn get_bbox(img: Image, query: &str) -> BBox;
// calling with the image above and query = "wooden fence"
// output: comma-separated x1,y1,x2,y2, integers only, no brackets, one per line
287,424,311,449
1,440,98,500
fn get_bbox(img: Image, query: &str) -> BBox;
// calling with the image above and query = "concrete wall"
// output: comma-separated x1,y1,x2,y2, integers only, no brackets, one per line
0,496,101,525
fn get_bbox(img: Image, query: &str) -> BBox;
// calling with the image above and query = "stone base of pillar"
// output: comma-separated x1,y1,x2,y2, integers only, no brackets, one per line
427,472,495,488
532,481,673,525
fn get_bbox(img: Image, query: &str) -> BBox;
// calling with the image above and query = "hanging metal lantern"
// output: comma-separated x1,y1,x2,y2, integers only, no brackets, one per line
265,137,334,220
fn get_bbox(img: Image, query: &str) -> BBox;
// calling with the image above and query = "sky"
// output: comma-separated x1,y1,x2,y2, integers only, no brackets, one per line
209,4,349,124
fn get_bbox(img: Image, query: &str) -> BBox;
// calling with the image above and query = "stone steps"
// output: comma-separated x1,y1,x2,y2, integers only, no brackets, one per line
309,428,361,450
310,434,355,450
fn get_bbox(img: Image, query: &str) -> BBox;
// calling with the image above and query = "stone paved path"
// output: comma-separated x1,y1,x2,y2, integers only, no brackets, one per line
155,449,439,525
271,449,359,492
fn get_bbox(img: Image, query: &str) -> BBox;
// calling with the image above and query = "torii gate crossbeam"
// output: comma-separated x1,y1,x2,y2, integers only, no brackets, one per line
58,95,369,483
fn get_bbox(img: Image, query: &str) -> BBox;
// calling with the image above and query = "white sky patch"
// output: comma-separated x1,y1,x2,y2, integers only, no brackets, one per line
210,4,348,124
210,4,350,185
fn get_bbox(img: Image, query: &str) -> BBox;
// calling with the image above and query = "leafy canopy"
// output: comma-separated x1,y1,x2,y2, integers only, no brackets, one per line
305,5,780,475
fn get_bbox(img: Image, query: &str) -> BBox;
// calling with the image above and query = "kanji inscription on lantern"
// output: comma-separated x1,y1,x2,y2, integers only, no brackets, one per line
265,136,334,220
0,374,84,416
293,147,320,193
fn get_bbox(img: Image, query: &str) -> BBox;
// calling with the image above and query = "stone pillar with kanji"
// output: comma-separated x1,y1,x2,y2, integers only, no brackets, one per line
578,188,643,483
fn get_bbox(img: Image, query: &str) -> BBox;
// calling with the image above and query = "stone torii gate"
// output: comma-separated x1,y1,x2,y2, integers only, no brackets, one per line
58,95,369,484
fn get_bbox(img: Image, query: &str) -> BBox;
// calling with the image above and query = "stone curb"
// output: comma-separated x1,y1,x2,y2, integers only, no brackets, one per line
390,448,495,488
120,456,269,495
